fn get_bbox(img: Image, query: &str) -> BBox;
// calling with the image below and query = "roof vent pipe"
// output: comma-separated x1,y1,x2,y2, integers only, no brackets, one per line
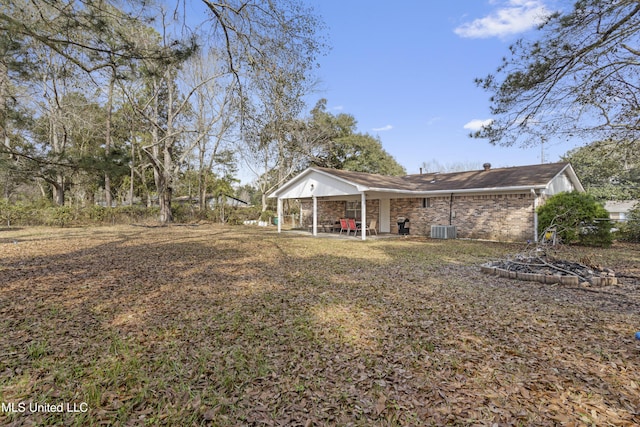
483,163,491,171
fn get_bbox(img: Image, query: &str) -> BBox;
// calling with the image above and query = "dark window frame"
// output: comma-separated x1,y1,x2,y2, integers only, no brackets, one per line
345,201,362,220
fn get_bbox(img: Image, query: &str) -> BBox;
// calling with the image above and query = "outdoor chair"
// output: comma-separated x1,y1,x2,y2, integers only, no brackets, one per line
347,218,362,237
339,218,349,235
365,218,377,235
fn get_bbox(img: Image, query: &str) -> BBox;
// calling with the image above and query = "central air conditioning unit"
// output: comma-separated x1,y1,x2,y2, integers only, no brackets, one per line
431,225,457,239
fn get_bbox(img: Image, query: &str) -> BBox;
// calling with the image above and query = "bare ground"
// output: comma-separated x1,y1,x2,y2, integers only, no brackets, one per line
0,224,639,426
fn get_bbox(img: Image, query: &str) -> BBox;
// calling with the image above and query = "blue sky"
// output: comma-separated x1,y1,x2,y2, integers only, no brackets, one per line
305,0,580,174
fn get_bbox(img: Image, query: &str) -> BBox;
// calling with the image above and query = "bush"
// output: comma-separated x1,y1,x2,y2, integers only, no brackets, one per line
171,203,197,223
619,203,640,242
259,210,275,222
43,206,76,227
0,200,41,226
225,206,261,225
0,200,254,227
537,191,613,247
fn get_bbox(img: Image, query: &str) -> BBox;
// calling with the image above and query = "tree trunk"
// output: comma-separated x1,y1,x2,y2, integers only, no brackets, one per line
152,163,173,223
159,182,172,223
198,147,207,212
52,174,65,205
129,127,135,206
104,76,113,207
200,178,207,212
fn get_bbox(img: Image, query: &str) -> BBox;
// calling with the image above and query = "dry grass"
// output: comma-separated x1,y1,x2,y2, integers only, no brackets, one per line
1,224,639,426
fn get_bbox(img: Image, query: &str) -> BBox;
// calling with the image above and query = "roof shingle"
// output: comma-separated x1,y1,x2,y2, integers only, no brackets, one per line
314,162,570,192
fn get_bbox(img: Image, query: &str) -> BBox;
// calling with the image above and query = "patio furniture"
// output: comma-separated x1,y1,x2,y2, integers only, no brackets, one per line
397,217,410,235
348,218,362,237
339,218,349,235
321,222,336,232
364,218,377,236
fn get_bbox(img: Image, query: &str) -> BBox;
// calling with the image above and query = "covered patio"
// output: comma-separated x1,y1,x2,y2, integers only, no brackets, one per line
268,168,410,241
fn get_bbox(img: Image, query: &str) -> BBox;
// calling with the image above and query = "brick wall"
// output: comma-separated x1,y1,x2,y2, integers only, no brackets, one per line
301,199,379,228
300,193,535,241
301,200,345,225
390,193,535,241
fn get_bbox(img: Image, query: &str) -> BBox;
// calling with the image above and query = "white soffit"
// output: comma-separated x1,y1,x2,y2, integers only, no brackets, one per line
273,170,364,199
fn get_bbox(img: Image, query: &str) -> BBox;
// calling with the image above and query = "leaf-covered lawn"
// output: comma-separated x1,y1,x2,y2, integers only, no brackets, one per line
1,225,639,426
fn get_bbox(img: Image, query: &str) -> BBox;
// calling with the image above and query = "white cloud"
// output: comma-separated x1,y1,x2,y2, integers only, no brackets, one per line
331,105,344,111
426,116,443,126
454,0,552,39
372,125,393,132
463,119,493,131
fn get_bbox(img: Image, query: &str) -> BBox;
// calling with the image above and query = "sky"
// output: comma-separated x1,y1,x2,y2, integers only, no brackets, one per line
302,0,581,175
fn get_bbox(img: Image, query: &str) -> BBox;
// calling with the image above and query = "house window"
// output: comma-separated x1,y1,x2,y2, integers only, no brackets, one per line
345,201,361,220
422,198,431,208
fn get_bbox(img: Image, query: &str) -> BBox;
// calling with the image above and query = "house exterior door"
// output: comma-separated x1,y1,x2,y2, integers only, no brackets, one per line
379,199,390,233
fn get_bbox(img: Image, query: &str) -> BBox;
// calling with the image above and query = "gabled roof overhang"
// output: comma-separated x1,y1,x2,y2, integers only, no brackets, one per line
269,163,584,200
268,168,370,199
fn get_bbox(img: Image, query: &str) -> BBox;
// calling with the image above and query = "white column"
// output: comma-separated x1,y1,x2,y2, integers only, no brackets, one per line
277,197,282,233
312,195,318,236
531,189,538,242
361,192,367,241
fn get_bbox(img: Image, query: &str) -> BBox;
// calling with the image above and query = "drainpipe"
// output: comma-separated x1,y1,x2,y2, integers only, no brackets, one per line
531,189,538,242
449,193,454,225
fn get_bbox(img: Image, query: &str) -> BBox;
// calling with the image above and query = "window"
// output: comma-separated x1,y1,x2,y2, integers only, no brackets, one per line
422,198,431,208
345,201,361,220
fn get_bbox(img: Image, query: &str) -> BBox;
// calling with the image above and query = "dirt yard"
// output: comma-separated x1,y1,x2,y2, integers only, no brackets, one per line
1,224,639,426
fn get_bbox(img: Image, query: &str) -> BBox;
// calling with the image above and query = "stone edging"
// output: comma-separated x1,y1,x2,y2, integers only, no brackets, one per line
480,264,617,286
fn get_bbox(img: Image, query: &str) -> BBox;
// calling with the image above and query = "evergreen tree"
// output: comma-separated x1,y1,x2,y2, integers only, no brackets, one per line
475,1,640,155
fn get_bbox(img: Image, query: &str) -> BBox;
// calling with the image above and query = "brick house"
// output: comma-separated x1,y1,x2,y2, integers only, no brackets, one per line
269,162,584,241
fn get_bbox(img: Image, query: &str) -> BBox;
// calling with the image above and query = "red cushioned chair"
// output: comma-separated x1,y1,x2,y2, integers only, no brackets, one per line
347,218,362,237
339,218,349,235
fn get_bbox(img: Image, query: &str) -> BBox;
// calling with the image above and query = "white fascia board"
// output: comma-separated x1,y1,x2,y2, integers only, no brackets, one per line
267,168,315,199
366,185,548,196
278,184,549,199
559,164,585,192
310,168,370,191
269,168,368,199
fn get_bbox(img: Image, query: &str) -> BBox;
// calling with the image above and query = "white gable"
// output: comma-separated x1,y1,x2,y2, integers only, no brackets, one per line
546,172,574,195
545,165,584,196
271,170,364,199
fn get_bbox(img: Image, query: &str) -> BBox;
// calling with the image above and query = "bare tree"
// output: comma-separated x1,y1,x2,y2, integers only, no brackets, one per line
182,49,238,211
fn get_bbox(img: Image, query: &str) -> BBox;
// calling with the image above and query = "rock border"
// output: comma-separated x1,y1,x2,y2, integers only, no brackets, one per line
480,264,617,286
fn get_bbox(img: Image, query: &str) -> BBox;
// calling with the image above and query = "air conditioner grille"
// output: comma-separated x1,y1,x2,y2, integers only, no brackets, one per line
431,225,457,239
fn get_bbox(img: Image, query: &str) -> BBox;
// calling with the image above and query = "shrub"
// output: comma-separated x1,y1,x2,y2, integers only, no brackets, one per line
619,203,640,242
259,209,275,222
537,191,613,247
171,203,198,223
225,206,261,225
43,206,76,227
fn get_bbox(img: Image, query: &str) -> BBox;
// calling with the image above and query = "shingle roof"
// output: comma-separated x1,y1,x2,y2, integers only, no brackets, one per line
313,167,414,190
314,162,571,193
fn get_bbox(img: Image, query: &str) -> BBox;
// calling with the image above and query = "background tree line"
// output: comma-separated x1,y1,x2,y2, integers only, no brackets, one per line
0,0,405,225
2,0,638,230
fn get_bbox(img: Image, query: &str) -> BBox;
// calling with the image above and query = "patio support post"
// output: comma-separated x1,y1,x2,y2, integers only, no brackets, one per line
277,197,282,233
312,195,318,236
531,189,538,243
361,192,367,241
